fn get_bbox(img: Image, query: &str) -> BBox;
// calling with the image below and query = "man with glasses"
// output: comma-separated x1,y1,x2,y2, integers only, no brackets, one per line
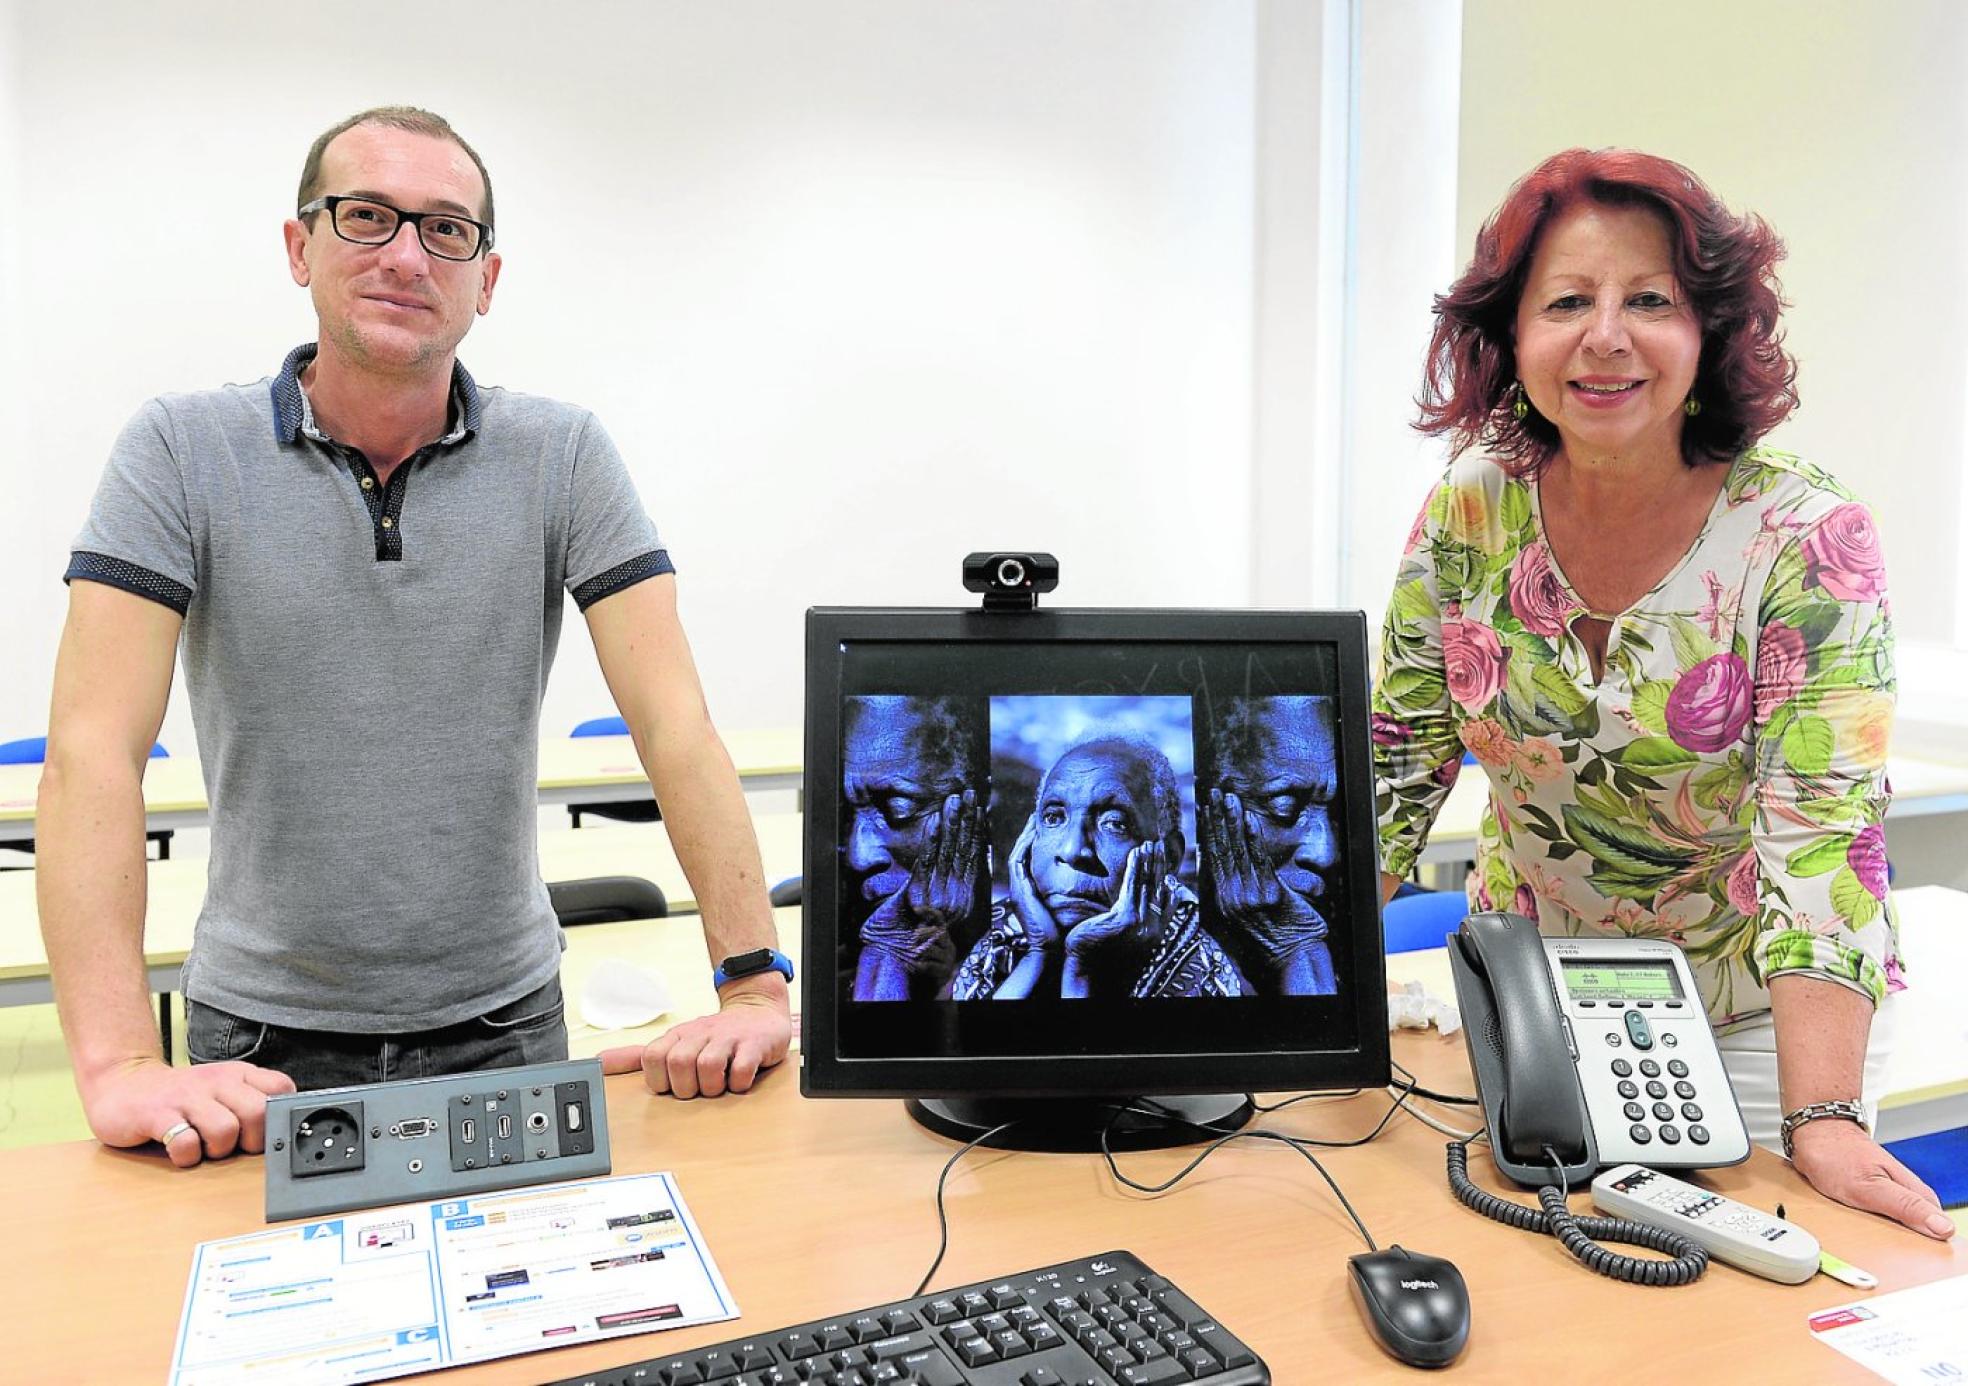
38,107,792,1169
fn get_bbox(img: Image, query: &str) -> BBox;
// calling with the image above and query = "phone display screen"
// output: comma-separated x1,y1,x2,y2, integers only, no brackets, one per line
1559,959,1684,1002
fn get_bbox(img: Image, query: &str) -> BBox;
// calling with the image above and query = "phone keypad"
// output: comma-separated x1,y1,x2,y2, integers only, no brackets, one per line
1608,1056,1708,1149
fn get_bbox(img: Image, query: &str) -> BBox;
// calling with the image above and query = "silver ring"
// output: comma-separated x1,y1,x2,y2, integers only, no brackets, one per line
161,1120,195,1145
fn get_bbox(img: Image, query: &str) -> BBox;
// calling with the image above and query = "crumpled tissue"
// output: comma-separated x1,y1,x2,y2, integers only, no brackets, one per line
1386,979,1461,1036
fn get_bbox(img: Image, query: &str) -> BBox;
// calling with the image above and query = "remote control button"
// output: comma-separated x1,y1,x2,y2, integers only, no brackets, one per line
1624,1010,1654,1048
1604,1034,1623,1048
1658,1125,1682,1144
1667,1060,1689,1077
1639,1060,1661,1077
1608,1002,1625,1010
1652,1102,1675,1122
1646,1080,1668,1099
1624,1101,1645,1121
1675,1080,1696,1099
1618,1080,1639,1099
1578,1000,1597,1008
1688,1125,1710,1144
1610,1059,1633,1077
1637,1001,1654,1008
1629,1124,1652,1144
1681,1102,1703,1122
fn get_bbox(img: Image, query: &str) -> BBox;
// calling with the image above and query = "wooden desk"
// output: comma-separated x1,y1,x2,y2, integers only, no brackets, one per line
7,1016,1962,1381
1418,750,1968,865
0,818,807,1009
0,727,805,845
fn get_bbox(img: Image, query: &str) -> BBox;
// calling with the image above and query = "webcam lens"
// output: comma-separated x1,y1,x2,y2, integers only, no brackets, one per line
996,558,1026,587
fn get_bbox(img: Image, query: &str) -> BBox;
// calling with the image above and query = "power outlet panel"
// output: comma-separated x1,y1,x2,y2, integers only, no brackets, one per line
264,1058,610,1222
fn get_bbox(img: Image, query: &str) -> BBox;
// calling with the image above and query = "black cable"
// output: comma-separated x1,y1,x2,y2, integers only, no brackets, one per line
1443,1140,1709,1286
1099,1105,1380,1253
1134,1069,1420,1150
1389,1059,1478,1107
913,1121,1016,1297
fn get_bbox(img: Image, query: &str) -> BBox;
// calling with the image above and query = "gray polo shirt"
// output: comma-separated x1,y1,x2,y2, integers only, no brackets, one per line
66,344,672,1030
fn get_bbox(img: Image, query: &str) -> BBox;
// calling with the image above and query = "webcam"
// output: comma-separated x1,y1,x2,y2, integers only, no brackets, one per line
963,551,1059,612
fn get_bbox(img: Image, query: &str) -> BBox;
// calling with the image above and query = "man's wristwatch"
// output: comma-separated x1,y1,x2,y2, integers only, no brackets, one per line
1780,1099,1869,1159
713,948,795,989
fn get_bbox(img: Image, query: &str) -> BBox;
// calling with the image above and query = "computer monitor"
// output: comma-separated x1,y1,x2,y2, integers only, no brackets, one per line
799,606,1390,1150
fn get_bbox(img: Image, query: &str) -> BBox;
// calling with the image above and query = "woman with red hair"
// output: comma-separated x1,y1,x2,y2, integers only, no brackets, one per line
1373,149,1949,1239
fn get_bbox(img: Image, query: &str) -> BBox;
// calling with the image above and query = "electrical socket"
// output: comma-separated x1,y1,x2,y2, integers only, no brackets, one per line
289,1102,366,1179
264,1058,610,1222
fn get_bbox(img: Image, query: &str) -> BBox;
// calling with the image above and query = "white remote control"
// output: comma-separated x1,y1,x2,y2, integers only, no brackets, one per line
1590,1164,1820,1284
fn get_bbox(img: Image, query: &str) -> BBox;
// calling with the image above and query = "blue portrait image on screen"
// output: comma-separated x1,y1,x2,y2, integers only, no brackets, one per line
949,695,1248,1000
841,695,989,1002
1198,696,1342,997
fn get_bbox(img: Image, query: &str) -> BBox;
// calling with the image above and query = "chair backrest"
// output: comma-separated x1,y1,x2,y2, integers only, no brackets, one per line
1382,888,1469,954
571,716,630,738
546,875,668,927
0,736,167,764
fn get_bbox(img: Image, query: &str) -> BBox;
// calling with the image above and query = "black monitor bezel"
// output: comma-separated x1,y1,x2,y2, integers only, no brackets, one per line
799,605,1391,1098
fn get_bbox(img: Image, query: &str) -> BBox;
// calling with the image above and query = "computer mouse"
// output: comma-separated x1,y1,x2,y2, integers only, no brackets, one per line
1347,1245,1470,1368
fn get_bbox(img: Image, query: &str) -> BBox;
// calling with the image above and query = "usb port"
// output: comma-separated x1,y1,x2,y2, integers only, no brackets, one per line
564,1102,584,1133
496,1114,513,1140
393,1118,434,1139
460,1118,476,1146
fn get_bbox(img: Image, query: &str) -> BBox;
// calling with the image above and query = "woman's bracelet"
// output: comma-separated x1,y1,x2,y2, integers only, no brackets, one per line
1780,1099,1869,1159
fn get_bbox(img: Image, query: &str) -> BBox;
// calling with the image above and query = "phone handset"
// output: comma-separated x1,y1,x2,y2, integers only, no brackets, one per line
1449,911,1594,1184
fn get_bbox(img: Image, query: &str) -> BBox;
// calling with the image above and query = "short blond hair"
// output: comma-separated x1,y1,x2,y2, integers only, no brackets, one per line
297,106,494,233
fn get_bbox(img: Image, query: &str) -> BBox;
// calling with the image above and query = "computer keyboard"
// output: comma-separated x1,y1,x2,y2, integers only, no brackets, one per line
547,1248,1269,1385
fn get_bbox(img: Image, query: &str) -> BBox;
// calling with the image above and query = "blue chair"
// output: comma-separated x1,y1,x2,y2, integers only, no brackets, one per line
1883,1127,1968,1210
0,736,176,862
566,717,661,829
1382,888,1468,954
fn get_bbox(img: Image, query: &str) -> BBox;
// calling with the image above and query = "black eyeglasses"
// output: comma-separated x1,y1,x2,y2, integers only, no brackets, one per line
298,195,493,261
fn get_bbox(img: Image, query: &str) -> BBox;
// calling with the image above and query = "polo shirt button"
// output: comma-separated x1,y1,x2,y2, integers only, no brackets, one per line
360,477,374,490
381,517,394,529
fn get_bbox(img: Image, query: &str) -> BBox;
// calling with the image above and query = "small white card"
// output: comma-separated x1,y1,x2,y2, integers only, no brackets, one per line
171,1171,736,1385
1809,1274,1968,1384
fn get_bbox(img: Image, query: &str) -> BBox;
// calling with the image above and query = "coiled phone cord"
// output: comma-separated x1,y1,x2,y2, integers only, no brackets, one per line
1445,1140,1711,1286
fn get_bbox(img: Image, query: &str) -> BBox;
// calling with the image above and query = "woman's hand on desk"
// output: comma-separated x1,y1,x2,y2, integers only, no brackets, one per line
600,982,792,1099
81,1056,296,1168
1789,1118,1957,1240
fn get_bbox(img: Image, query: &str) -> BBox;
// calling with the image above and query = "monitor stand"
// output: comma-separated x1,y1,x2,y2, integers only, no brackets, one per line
905,1095,1255,1152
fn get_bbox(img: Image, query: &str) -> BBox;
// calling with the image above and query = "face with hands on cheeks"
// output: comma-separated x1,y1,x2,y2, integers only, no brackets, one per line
1030,738,1182,928
1513,201,1701,465
842,697,973,906
283,122,502,377
1211,697,1339,905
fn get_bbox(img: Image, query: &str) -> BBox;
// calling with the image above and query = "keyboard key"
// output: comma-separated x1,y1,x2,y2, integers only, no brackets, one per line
923,1299,960,1326
1152,1289,1207,1328
1020,1368,1064,1386
899,1351,964,1386
954,1336,995,1368
1023,1322,1061,1352
988,1284,1025,1309
1119,1360,1186,1384
781,1333,821,1360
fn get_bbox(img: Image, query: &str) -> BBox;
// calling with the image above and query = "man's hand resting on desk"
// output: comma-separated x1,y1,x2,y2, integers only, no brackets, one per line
81,1056,296,1168
1790,1118,1957,1241
600,981,792,1099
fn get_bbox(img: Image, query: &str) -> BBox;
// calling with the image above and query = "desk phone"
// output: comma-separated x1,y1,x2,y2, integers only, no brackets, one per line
1448,912,1751,1188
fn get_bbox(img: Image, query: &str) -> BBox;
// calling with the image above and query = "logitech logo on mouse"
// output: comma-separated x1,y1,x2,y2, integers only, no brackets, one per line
1401,1279,1439,1291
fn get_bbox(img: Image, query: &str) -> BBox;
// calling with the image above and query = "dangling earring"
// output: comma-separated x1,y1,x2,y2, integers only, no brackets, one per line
1511,382,1529,421
1684,396,1702,417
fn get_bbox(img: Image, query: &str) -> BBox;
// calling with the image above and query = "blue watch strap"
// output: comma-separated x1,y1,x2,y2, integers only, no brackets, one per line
713,948,795,989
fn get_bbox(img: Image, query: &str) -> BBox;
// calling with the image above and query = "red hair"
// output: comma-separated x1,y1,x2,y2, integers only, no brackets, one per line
1415,148,1798,474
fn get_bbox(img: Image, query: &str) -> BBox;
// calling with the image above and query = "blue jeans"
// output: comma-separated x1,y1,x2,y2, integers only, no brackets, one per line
185,977,569,1091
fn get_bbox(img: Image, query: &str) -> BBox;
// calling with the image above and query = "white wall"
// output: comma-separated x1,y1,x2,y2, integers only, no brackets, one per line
1457,0,1968,649
0,1,1275,751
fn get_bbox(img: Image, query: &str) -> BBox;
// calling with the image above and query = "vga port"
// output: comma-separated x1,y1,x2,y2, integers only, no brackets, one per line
391,1118,436,1139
